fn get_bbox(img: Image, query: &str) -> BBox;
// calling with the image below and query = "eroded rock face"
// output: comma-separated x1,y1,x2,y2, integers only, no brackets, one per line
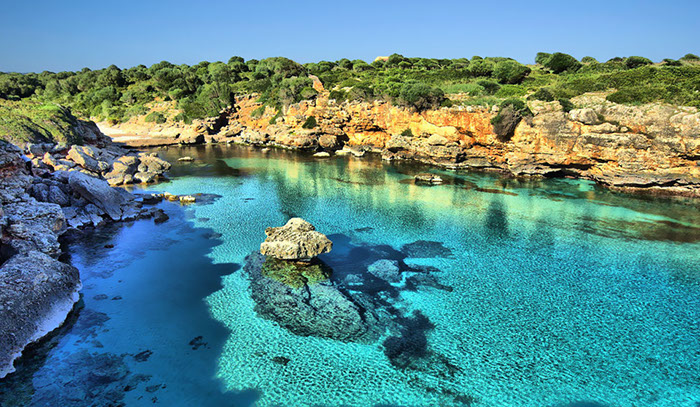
219,95,700,196
260,218,332,261
0,250,81,378
3,200,66,257
0,134,172,380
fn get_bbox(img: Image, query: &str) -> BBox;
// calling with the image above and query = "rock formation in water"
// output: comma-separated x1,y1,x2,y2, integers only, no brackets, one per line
245,252,372,342
102,92,700,196
0,132,172,378
260,218,333,261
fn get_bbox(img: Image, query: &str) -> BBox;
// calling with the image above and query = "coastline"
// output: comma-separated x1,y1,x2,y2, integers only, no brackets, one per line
97,92,700,198
0,128,172,378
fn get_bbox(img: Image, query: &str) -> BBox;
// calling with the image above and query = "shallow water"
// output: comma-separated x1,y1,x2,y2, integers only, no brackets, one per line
1,145,699,407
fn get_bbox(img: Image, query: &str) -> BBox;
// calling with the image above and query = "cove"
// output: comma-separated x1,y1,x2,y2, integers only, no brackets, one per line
1,144,699,407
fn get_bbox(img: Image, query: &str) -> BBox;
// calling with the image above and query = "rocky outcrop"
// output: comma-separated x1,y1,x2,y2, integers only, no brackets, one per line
0,137,171,378
33,142,170,187
67,171,137,221
260,218,333,261
414,173,444,184
0,251,80,378
112,92,700,196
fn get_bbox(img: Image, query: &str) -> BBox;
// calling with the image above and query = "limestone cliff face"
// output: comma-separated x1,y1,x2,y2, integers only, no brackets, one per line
216,93,700,196
99,92,700,196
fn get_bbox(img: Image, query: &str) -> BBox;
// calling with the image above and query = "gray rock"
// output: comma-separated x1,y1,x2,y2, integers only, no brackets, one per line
67,171,134,221
260,218,333,261
67,146,109,174
386,135,412,152
139,155,171,173
367,259,401,282
153,209,169,224
569,108,600,125
427,134,449,146
48,185,70,207
0,250,80,378
134,171,157,184
414,173,443,184
3,199,66,256
318,134,340,150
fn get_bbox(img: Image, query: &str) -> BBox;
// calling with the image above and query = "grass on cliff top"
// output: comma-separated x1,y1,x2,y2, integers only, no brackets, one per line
0,99,82,145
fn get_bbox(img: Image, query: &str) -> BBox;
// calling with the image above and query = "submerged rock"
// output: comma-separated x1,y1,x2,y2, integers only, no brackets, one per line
261,257,330,288
260,218,332,261
367,259,401,282
245,253,372,342
401,240,453,258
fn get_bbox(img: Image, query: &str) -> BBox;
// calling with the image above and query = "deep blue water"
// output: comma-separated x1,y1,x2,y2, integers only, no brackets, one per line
1,145,699,407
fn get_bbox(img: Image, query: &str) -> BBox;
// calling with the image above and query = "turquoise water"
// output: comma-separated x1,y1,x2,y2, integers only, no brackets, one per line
1,145,699,406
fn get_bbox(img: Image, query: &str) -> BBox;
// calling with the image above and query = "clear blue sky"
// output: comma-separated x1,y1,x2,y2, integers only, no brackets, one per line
2,0,698,73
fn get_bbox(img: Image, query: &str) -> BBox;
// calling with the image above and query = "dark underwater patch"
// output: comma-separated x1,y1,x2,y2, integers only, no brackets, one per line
401,240,454,258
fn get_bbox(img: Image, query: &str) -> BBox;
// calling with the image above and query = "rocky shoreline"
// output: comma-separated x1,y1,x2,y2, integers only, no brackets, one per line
0,124,173,378
100,92,700,197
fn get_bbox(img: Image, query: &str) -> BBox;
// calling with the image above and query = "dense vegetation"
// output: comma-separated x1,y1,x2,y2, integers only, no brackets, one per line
1,53,699,126
0,98,84,144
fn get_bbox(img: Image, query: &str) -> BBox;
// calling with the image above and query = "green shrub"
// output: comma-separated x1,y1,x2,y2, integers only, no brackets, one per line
301,116,317,129
625,56,653,69
269,109,282,124
251,105,266,118
493,60,531,84
495,85,527,98
144,111,166,124
680,54,700,61
173,112,191,124
477,80,501,95
535,52,551,65
328,89,347,102
529,87,555,101
401,128,414,137
397,82,445,111
662,59,682,66
606,86,665,104
442,83,484,95
468,59,495,77
299,86,318,100
543,52,582,74
558,98,574,112
398,61,413,69
581,56,598,64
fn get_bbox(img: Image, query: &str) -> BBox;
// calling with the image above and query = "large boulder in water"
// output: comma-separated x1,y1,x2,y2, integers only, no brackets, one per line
260,218,332,261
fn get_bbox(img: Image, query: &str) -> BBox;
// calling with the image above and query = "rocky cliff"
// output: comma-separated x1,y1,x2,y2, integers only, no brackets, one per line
102,92,700,197
0,129,171,378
